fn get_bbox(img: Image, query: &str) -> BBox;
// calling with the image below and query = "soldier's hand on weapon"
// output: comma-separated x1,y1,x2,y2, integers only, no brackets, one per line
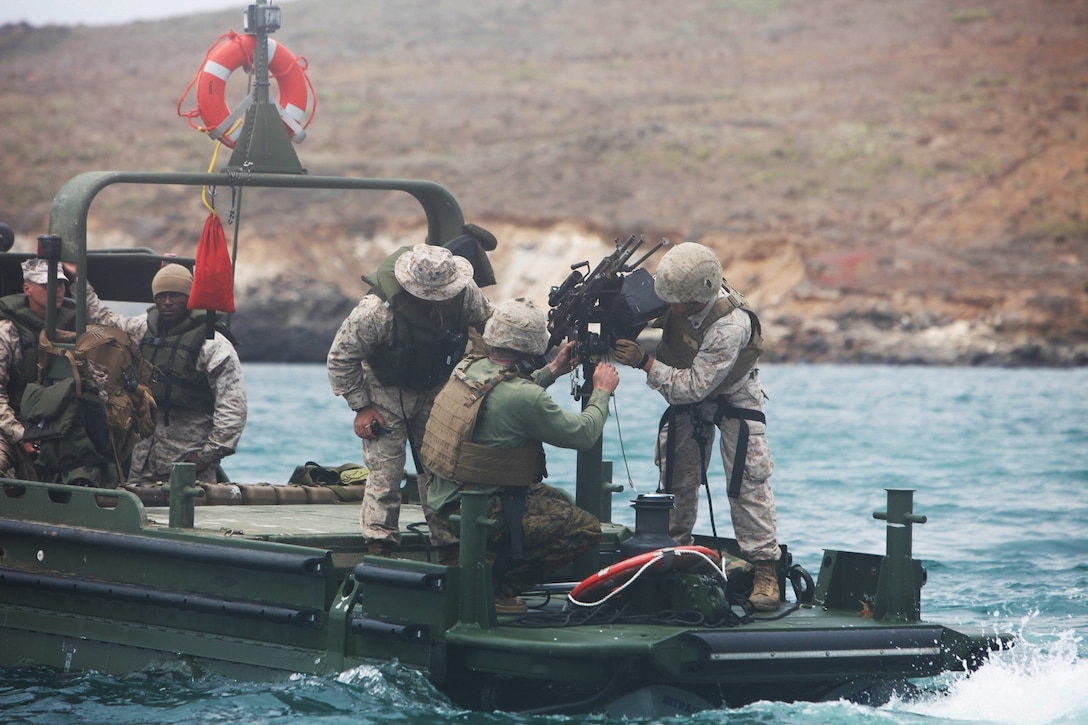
592,362,620,393
354,406,387,440
548,340,578,378
613,339,651,371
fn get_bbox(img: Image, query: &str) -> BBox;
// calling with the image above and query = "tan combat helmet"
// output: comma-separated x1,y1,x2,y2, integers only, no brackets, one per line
654,242,722,304
483,297,549,355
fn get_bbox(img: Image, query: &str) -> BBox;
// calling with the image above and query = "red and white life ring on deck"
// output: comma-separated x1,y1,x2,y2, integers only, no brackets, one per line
194,31,312,148
568,546,722,608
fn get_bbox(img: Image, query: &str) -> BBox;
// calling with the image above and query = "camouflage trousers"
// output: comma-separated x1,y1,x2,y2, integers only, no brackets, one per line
0,434,37,481
656,402,779,562
360,384,456,547
435,482,602,596
127,407,227,485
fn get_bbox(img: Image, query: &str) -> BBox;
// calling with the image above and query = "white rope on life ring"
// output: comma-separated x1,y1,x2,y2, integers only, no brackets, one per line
567,545,724,608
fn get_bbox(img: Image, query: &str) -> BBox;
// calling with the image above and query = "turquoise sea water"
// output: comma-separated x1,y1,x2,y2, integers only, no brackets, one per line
2,364,1085,724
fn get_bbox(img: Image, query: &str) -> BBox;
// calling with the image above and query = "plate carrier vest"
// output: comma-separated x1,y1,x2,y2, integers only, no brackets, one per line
421,356,542,488
655,280,763,394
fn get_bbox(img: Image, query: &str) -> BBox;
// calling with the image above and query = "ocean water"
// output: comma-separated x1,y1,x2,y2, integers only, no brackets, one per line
2,363,1085,724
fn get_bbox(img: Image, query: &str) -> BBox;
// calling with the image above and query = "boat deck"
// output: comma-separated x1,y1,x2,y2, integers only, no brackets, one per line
142,502,435,572
143,501,422,539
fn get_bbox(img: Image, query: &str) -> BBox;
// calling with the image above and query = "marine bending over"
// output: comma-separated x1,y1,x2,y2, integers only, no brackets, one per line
327,240,494,560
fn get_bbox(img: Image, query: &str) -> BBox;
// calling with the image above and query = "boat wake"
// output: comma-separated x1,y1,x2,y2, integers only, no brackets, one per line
894,628,1085,724
333,662,458,715
320,626,1085,724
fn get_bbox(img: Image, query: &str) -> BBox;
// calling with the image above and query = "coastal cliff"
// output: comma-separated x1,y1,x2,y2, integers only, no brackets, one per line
1,0,1085,365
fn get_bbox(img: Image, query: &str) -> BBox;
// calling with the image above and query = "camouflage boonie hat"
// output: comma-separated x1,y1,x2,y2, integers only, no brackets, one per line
483,297,549,355
21,258,69,285
394,244,474,301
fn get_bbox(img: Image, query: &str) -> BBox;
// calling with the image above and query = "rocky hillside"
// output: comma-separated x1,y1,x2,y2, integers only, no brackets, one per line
0,0,1085,364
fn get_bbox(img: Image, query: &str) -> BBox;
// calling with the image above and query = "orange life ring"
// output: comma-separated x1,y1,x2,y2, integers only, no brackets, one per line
568,545,722,607
195,31,311,148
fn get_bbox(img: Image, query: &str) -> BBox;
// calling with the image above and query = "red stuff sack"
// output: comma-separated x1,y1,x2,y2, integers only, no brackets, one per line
188,213,236,313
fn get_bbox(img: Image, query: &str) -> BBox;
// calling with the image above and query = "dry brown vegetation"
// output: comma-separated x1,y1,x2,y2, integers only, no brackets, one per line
0,0,1085,363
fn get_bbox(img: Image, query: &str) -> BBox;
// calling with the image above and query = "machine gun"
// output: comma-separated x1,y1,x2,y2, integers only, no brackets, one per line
547,235,669,395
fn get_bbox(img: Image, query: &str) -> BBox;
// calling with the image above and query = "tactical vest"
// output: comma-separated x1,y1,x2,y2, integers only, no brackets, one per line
421,356,543,487
0,294,77,416
140,309,216,419
362,247,470,391
655,282,764,395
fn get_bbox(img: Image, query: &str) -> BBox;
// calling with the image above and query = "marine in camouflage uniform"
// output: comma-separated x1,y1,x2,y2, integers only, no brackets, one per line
97,264,247,483
327,244,492,554
0,260,119,479
425,298,617,610
612,242,781,611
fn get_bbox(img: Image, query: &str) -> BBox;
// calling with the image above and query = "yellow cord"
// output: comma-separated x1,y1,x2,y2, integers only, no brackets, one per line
200,118,244,214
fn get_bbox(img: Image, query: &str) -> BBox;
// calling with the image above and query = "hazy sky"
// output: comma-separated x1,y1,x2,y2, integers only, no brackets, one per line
1,1,296,27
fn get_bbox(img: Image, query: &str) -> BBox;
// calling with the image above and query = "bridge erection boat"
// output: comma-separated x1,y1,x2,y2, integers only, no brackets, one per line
0,3,1012,717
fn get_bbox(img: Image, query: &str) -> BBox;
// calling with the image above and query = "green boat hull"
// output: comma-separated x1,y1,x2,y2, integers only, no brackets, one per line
0,479,1009,715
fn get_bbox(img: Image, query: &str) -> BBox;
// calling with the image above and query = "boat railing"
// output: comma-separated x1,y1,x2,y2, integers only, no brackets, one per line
0,477,147,531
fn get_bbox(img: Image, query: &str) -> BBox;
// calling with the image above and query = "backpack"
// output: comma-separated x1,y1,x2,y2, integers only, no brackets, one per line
288,461,369,486
287,462,370,501
21,325,157,488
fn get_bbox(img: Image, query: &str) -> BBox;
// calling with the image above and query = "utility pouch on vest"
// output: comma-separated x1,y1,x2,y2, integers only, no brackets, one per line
455,442,540,487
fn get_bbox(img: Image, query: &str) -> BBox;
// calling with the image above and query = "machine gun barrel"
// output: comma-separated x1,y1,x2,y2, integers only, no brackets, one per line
610,234,643,272
546,235,669,362
626,237,669,272
578,235,639,285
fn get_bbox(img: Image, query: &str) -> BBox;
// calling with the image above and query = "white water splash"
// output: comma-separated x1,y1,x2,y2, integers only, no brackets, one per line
899,629,1087,724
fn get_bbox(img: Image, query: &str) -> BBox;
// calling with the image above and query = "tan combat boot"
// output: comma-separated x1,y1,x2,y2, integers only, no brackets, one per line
494,596,528,615
437,545,459,566
368,540,394,557
494,586,528,615
749,560,781,611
